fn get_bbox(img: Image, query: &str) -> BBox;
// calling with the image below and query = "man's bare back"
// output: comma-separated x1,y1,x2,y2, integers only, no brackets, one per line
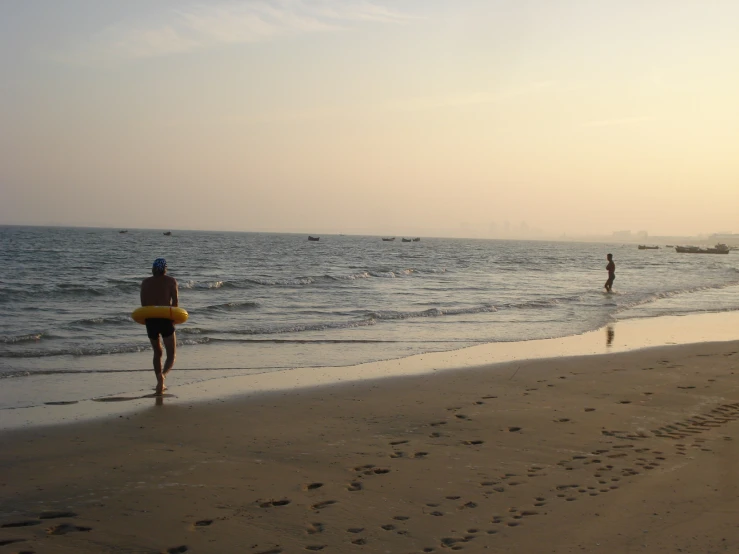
140,274,179,307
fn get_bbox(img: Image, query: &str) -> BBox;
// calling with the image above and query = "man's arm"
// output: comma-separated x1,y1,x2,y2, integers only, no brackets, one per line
171,279,179,307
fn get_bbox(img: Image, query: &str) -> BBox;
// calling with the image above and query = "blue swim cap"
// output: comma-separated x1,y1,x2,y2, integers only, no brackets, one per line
152,258,167,273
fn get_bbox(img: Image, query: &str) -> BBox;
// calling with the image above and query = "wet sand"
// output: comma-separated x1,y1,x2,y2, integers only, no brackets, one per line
2,338,739,553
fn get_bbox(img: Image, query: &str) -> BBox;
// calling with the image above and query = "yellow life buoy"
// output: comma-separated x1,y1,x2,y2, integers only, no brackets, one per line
132,306,189,325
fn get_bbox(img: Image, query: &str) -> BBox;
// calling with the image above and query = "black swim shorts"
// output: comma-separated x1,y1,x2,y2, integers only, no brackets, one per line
145,318,175,340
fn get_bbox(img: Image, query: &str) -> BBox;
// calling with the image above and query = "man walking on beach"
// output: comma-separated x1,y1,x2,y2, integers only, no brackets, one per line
141,258,179,394
605,253,615,292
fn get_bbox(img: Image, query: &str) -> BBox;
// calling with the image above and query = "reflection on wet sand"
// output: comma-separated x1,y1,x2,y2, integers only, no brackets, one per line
92,393,175,403
606,324,615,347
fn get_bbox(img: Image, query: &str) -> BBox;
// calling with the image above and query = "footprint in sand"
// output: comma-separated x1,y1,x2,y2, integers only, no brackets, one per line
411,452,429,459
259,499,291,508
303,483,323,491
347,482,362,492
44,400,79,405
165,546,189,554
441,537,467,547
46,523,92,535
463,440,484,446
194,520,213,527
1,521,41,528
389,440,408,446
39,511,77,520
304,546,325,551
306,522,324,534
310,501,337,511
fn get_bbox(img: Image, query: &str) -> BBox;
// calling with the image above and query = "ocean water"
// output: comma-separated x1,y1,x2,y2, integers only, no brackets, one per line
1,226,738,408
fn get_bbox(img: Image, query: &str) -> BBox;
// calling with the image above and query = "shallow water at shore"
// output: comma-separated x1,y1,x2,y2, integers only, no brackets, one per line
3,311,738,430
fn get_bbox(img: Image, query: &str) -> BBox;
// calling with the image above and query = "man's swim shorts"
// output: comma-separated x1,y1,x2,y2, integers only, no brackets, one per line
145,318,175,340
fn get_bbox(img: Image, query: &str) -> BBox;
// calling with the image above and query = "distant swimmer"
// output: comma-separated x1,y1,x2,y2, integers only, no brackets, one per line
140,258,179,394
604,253,615,292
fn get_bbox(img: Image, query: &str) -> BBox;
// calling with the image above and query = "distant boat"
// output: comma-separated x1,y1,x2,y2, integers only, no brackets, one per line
163,231,172,236
412,237,420,242
118,230,128,234
675,243,729,254
382,237,395,241
637,245,659,250
401,238,412,242
308,236,320,241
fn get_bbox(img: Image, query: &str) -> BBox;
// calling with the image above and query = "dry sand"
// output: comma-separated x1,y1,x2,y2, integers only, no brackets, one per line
2,340,739,553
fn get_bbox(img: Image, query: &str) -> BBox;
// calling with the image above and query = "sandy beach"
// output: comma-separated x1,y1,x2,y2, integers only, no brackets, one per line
2,332,739,553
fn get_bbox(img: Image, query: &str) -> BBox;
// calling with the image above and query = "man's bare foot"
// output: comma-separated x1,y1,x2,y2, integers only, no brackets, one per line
155,375,167,395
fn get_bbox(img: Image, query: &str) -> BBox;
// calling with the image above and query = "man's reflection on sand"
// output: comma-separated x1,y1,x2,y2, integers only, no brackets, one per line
92,392,172,405
606,324,615,347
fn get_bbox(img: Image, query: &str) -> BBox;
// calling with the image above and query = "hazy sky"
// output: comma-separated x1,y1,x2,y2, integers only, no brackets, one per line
1,0,737,238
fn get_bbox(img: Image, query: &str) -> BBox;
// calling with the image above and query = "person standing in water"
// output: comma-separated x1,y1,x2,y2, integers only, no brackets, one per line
140,258,179,394
604,253,615,292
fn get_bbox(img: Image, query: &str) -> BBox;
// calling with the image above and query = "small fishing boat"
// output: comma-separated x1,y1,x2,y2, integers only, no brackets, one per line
675,244,729,254
637,245,659,250
118,230,128,234
308,236,320,241
163,231,172,236
401,238,412,242
382,237,395,241
412,238,420,242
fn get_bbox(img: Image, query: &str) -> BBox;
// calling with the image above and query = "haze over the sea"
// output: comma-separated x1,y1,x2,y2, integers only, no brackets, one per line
1,0,737,238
